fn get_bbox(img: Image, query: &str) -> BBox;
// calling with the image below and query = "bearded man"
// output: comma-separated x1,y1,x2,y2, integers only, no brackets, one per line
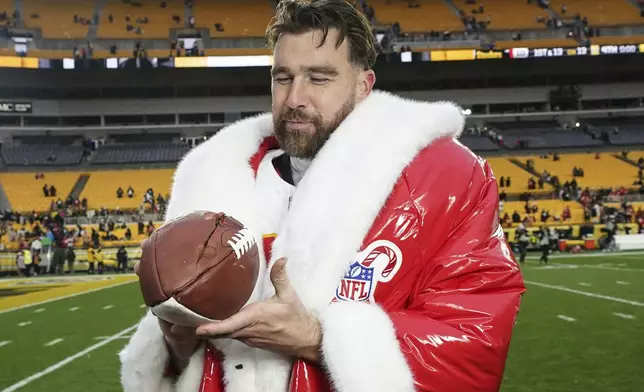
119,1,526,391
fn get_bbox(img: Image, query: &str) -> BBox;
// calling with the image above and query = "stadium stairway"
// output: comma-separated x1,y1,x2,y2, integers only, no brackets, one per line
614,153,643,168
86,0,107,41
441,0,462,18
14,0,23,28
0,183,11,211
184,0,191,29
69,173,90,200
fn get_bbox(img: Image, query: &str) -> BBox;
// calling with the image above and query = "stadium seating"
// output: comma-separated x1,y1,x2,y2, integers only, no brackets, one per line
501,199,585,224
80,169,174,210
1,145,84,166
456,0,552,30
194,0,274,37
503,131,602,150
0,172,79,212
369,0,463,33
459,136,500,152
99,0,184,39
486,157,552,194
519,153,640,189
91,142,189,164
548,0,643,26
24,0,93,39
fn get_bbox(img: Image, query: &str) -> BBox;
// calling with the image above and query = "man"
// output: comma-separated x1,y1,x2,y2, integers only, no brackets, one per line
120,1,525,391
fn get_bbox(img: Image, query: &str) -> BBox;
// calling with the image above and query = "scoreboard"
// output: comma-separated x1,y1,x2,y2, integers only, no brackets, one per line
506,44,641,59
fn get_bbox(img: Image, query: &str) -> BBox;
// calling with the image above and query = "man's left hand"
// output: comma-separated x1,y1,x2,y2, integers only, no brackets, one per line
195,258,322,363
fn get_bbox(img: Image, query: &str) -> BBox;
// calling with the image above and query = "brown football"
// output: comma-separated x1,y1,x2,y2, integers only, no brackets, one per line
138,211,260,326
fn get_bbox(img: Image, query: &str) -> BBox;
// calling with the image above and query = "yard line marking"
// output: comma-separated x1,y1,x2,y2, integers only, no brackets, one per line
0,341,11,348
613,312,635,320
33,308,45,313
616,281,630,285
578,282,592,287
69,307,80,312
546,263,644,273
524,281,644,307
526,250,644,259
93,335,132,340
0,280,136,315
17,321,32,327
44,338,64,347
102,305,114,310
0,324,138,392
557,315,576,322
139,304,146,308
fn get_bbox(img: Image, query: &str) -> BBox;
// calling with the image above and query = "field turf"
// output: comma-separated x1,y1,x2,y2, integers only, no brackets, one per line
0,252,642,392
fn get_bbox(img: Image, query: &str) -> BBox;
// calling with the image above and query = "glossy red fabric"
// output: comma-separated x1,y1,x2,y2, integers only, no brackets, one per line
198,137,525,391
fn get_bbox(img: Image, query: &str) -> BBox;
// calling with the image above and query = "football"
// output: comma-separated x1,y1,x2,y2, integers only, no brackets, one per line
138,211,260,327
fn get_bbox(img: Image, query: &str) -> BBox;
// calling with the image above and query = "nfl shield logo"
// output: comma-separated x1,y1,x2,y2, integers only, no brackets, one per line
335,261,375,302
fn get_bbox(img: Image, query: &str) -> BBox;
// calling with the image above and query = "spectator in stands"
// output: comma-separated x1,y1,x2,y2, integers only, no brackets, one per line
43,184,49,197
127,186,134,198
146,221,155,236
538,226,550,264
50,185,57,197
562,205,571,221
499,176,505,188
499,190,507,202
540,210,549,223
512,211,521,223
117,187,124,199
528,177,536,190
66,247,76,274
506,177,512,187
117,246,128,273
137,221,144,235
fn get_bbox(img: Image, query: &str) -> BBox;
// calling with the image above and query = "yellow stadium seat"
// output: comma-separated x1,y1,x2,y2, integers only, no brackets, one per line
519,153,640,189
485,157,552,194
99,0,184,39
23,0,93,39
548,0,643,26
80,169,174,210
369,0,463,33
501,199,585,224
194,0,274,38
0,172,79,212
456,0,552,30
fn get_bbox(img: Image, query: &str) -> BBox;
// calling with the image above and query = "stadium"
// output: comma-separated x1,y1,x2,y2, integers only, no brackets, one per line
0,0,643,391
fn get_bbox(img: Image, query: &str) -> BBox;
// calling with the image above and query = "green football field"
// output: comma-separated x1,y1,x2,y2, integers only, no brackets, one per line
0,252,642,392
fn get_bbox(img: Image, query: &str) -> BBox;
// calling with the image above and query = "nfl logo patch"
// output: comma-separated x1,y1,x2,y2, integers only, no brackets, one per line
335,261,375,302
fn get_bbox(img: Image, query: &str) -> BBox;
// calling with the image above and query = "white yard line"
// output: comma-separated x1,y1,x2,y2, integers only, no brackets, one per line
33,308,45,313
0,341,11,348
0,324,138,392
557,315,576,322
69,307,80,312
0,280,136,315
44,338,64,347
93,335,132,340
524,280,644,307
102,305,114,310
139,304,146,308
613,312,635,320
616,281,630,285
578,282,592,287
526,250,644,260
17,321,32,327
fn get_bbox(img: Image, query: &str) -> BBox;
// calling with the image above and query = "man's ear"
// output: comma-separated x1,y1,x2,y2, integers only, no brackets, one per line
357,69,376,102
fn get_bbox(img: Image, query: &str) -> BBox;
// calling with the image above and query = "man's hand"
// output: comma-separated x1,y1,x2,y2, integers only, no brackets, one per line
158,319,199,374
195,258,322,363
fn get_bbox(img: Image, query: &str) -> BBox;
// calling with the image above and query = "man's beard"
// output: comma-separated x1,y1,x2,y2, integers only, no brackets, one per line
274,99,355,159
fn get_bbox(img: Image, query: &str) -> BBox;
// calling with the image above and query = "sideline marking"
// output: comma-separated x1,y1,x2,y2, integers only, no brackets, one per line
524,281,644,307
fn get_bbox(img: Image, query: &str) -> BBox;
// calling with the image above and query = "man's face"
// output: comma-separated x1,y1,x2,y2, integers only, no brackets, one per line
271,28,375,159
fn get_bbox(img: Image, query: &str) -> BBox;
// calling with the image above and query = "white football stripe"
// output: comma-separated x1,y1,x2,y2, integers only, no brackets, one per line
557,315,576,322
524,281,644,307
17,321,32,327
69,307,80,312
44,338,64,347
1,324,138,392
102,305,114,310
616,281,630,285
578,282,591,287
613,312,635,320
0,341,11,348
139,304,146,308
34,308,45,313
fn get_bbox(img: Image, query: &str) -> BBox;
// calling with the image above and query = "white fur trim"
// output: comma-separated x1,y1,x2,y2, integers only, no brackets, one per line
320,301,415,392
119,310,174,392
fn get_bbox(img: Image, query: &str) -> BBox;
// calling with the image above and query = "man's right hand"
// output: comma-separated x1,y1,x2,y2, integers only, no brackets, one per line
158,319,200,374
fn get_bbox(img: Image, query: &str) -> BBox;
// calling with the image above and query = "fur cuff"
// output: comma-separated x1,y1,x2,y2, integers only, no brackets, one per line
319,302,415,392
119,310,174,392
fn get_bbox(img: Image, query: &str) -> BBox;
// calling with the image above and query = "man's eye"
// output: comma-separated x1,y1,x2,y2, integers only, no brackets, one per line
274,77,291,84
310,78,328,84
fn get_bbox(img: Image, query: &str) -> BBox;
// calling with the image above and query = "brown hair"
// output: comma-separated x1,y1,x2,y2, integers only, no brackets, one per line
266,0,377,70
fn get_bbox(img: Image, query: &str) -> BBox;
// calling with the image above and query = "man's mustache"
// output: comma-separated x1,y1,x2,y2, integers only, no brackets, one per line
282,110,315,122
